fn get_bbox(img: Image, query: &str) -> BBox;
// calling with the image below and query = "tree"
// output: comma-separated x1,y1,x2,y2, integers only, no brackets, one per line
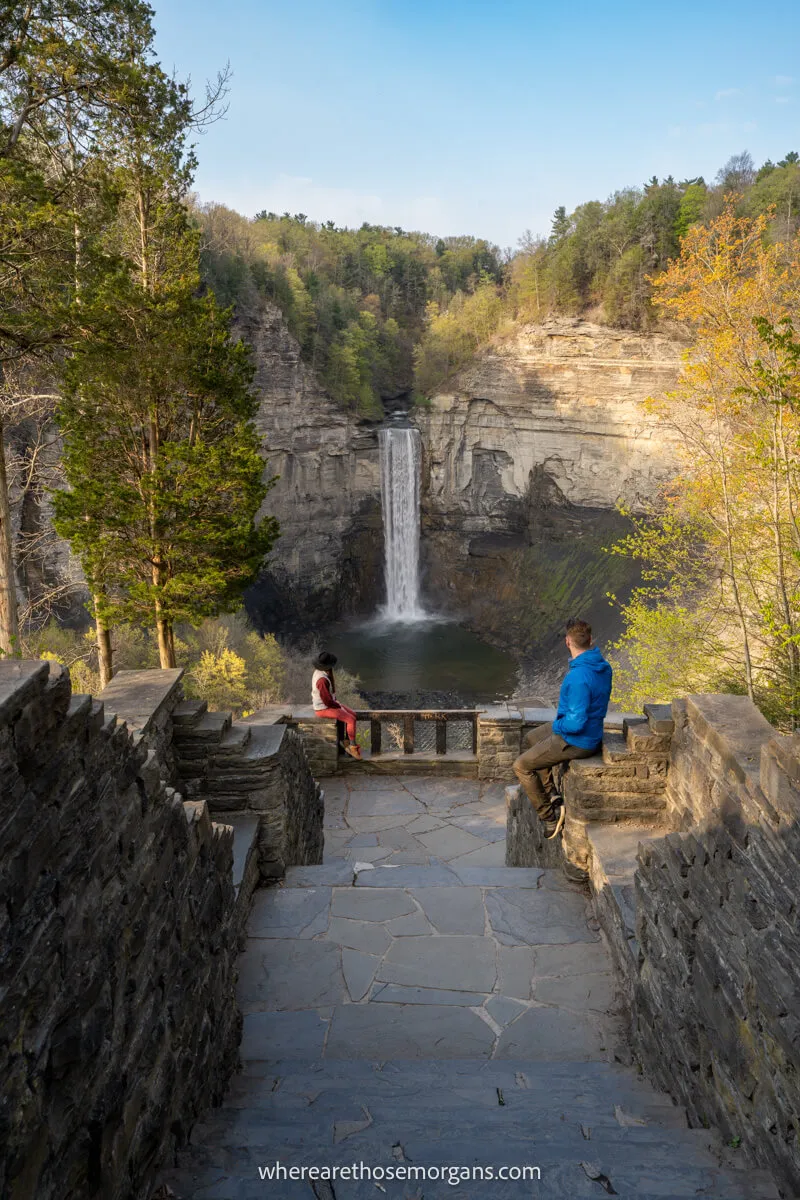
42,11,274,676
747,161,800,243
715,150,755,193
603,245,651,328
0,0,200,655
413,276,503,395
674,181,708,241
550,206,570,241
54,275,278,670
610,204,800,727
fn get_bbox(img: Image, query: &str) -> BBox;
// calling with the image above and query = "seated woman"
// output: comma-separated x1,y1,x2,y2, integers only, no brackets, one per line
311,650,362,760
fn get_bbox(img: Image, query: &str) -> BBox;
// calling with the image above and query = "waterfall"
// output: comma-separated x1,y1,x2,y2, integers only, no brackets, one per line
379,426,424,621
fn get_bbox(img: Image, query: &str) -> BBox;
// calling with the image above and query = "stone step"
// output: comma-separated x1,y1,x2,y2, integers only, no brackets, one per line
172,709,232,746
568,757,667,791
158,1060,781,1199
236,723,286,762
643,702,675,735
171,698,208,726
283,862,548,889
348,862,536,888
563,787,667,822
208,1058,692,1125
213,722,253,758
172,757,208,781
203,727,287,795
602,731,640,764
624,718,672,755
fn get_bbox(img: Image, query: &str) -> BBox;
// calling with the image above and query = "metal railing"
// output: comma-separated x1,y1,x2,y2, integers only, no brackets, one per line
353,710,479,757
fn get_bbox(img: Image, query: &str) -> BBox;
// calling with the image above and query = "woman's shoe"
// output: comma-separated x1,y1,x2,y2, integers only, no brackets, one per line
343,742,363,760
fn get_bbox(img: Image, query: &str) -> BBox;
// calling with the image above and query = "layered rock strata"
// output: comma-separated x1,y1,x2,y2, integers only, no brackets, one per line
240,310,685,642
417,319,684,525
414,320,685,660
241,303,384,631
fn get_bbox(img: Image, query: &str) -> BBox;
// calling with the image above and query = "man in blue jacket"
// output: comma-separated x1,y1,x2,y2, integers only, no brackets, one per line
513,617,612,839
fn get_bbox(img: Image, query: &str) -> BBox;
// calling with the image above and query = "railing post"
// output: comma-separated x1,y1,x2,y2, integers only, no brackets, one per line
477,706,523,780
435,718,447,755
370,718,382,757
403,714,414,754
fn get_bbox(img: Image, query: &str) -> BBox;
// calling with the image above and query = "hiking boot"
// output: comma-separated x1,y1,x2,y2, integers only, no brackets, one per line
543,805,566,840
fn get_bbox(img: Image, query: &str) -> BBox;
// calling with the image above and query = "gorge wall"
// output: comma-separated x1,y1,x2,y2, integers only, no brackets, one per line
241,302,384,634
5,300,687,680
9,304,685,663
245,307,684,664
414,319,685,684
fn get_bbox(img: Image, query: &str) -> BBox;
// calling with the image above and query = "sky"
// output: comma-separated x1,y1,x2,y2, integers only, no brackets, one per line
153,0,800,249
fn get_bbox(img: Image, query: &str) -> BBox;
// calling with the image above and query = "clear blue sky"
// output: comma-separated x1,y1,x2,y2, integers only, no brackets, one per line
153,0,800,249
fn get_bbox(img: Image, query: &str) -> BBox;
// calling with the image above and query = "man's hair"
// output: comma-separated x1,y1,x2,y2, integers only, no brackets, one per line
565,618,592,649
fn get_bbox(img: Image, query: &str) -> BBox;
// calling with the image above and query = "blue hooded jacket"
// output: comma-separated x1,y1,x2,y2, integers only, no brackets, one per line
552,646,613,750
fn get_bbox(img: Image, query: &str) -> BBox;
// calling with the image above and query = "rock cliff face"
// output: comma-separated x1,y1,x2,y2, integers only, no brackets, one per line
417,318,683,531
243,309,684,661
413,320,685,672
241,302,384,633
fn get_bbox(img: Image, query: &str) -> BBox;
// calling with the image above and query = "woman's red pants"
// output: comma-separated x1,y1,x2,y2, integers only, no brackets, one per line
316,705,357,742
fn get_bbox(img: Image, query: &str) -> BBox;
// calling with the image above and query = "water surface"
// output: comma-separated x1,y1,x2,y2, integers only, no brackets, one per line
323,617,518,707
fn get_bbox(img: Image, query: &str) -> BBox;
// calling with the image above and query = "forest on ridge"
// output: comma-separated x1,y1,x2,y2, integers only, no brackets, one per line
197,149,800,410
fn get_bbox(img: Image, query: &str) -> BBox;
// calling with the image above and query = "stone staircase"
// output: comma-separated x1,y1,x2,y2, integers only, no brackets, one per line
507,705,674,886
156,774,782,1200
562,705,673,825
170,699,324,885
160,1058,782,1199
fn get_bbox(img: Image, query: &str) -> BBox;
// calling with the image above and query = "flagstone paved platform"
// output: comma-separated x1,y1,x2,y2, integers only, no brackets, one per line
157,776,781,1200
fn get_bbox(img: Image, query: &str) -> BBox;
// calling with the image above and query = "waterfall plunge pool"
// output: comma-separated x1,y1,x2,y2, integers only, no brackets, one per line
319,420,517,707
321,617,518,708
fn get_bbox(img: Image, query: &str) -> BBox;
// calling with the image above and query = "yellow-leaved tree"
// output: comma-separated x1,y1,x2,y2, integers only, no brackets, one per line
609,202,800,728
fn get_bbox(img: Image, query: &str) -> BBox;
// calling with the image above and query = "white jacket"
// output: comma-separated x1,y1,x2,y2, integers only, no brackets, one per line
312,669,335,711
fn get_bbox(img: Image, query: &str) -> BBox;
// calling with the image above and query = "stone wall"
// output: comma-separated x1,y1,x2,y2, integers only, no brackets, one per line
97,678,324,885
288,707,341,779
503,693,800,1194
0,661,241,1200
99,666,184,781
631,695,800,1195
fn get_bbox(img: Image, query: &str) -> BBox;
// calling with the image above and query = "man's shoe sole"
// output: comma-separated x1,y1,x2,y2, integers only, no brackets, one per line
544,806,566,840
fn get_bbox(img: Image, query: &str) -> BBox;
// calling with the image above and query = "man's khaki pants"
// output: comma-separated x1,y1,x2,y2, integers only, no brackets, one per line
512,722,598,822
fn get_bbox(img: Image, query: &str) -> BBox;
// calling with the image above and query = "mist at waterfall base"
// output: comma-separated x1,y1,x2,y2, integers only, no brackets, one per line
323,423,518,708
